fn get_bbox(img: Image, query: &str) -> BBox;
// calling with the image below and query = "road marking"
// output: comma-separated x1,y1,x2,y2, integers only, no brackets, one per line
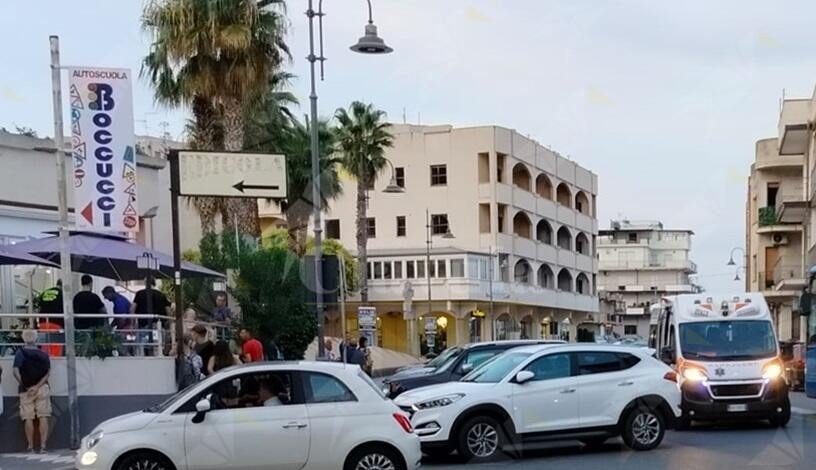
791,407,816,415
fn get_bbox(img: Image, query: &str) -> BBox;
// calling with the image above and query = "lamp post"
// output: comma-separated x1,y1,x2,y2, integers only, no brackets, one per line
425,209,454,348
727,247,746,266
306,0,392,358
734,265,747,281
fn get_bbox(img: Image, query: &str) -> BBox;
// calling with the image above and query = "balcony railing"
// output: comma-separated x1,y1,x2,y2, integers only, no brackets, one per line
773,257,805,289
758,206,777,227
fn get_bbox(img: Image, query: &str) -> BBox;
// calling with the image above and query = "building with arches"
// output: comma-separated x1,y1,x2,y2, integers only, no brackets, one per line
321,124,599,355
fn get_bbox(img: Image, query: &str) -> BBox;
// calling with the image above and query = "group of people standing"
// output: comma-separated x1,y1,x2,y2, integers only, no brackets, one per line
324,336,374,376
178,325,266,387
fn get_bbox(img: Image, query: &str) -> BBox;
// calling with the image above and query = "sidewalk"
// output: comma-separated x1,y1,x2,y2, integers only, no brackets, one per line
790,391,816,415
0,450,74,470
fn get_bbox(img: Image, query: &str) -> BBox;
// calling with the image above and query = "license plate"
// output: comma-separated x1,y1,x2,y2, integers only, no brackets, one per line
727,404,748,412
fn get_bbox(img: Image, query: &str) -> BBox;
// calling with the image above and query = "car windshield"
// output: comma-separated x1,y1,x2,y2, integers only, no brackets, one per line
143,383,198,413
461,351,532,383
679,320,777,361
426,346,463,369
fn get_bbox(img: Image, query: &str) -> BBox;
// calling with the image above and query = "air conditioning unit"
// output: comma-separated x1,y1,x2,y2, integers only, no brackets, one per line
772,234,789,245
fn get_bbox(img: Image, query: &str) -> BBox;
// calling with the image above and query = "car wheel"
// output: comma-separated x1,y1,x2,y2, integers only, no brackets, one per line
621,407,665,451
345,445,405,470
580,437,608,449
115,451,174,470
769,401,791,428
456,415,507,462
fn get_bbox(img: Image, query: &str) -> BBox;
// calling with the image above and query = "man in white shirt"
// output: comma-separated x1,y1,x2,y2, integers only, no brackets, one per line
258,377,284,406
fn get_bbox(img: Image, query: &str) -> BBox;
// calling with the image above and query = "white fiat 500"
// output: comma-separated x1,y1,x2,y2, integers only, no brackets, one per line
395,344,681,462
76,361,421,470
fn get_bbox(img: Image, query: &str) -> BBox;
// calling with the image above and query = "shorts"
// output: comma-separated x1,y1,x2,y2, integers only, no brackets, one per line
19,384,52,420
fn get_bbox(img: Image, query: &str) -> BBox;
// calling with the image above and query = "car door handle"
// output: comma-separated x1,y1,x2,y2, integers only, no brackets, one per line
282,422,308,429
559,388,576,394
618,381,634,386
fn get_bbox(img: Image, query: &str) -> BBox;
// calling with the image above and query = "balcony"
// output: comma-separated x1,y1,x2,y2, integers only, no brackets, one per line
776,197,807,224
625,305,648,315
773,258,806,292
778,99,811,155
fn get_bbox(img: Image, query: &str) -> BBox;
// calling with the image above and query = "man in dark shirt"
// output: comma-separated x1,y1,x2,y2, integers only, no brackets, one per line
13,330,51,452
73,275,106,330
190,324,214,376
130,276,172,327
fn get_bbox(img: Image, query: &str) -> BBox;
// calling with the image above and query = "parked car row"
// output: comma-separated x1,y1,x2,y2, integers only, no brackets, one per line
76,292,794,470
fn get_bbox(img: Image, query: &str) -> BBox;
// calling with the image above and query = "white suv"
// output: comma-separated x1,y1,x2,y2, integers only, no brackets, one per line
394,344,681,462
76,362,421,470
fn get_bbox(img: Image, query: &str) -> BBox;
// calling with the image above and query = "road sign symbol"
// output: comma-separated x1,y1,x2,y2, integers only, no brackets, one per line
177,150,287,199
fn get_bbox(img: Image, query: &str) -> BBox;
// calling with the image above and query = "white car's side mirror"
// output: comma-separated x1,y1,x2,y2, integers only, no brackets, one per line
515,371,535,384
195,398,211,413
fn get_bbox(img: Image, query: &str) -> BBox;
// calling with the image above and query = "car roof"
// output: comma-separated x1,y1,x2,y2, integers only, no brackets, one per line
508,343,654,356
212,360,362,376
463,339,565,350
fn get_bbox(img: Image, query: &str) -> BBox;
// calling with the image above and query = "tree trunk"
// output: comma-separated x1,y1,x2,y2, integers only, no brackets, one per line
356,180,369,304
285,205,309,257
189,95,223,233
222,98,260,237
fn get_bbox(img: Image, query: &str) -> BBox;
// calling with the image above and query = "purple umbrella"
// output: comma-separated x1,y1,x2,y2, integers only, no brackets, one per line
8,231,224,281
0,245,59,267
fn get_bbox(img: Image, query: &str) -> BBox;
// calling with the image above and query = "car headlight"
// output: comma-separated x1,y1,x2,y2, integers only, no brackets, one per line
414,393,465,410
86,430,104,449
762,358,784,380
681,366,707,382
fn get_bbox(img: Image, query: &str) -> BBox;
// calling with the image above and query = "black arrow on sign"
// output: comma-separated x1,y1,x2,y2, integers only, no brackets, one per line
232,181,280,193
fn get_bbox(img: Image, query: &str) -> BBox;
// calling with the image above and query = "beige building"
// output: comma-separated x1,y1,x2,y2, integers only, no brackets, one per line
320,124,599,355
745,90,815,343
597,220,697,340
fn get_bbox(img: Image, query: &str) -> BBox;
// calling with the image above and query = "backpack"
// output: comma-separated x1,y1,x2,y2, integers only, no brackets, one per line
178,353,202,389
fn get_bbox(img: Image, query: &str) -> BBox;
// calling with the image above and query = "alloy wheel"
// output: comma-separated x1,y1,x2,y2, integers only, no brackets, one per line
127,460,167,470
631,411,661,446
355,452,396,470
466,422,499,458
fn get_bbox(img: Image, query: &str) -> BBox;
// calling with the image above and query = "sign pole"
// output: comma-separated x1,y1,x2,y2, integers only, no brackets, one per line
168,150,185,381
49,35,80,449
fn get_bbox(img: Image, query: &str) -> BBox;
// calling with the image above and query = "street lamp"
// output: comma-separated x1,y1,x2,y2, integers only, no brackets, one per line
383,159,404,194
306,0,392,358
727,247,746,266
734,266,746,281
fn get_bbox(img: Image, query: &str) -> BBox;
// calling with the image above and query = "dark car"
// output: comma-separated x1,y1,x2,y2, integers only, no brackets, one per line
382,339,564,398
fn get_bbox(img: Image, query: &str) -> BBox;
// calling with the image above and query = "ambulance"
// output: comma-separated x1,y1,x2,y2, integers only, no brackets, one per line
653,293,790,428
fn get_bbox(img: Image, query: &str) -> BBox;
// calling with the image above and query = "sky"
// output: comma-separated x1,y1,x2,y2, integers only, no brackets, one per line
2,0,816,292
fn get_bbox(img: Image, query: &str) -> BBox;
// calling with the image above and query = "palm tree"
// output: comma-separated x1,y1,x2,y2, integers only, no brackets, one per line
246,109,341,256
334,102,394,303
141,0,290,235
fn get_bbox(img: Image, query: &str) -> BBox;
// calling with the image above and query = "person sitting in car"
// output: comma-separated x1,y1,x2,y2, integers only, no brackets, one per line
258,376,285,406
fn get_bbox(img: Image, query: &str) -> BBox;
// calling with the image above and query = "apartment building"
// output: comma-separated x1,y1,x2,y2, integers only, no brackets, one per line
597,220,697,339
320,124,599,355
745,92,814,343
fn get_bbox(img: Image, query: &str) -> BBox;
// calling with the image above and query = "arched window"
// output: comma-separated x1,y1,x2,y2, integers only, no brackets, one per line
512,163,532,192
576,273,591,295
538,264,554,289
514,259,533,284
557,226,572,250
536,174,553,200
556,183,572,207
512,212,533,239
537,219,553,244
575,232,590,255
575,191,590,215
557,269,573,292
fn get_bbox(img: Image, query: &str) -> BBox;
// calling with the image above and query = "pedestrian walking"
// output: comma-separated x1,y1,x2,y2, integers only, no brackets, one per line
239,328,264,363
12,330,51,453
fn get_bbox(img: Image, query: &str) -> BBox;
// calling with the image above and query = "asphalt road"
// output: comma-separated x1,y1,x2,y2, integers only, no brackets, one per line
2,393,815,470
